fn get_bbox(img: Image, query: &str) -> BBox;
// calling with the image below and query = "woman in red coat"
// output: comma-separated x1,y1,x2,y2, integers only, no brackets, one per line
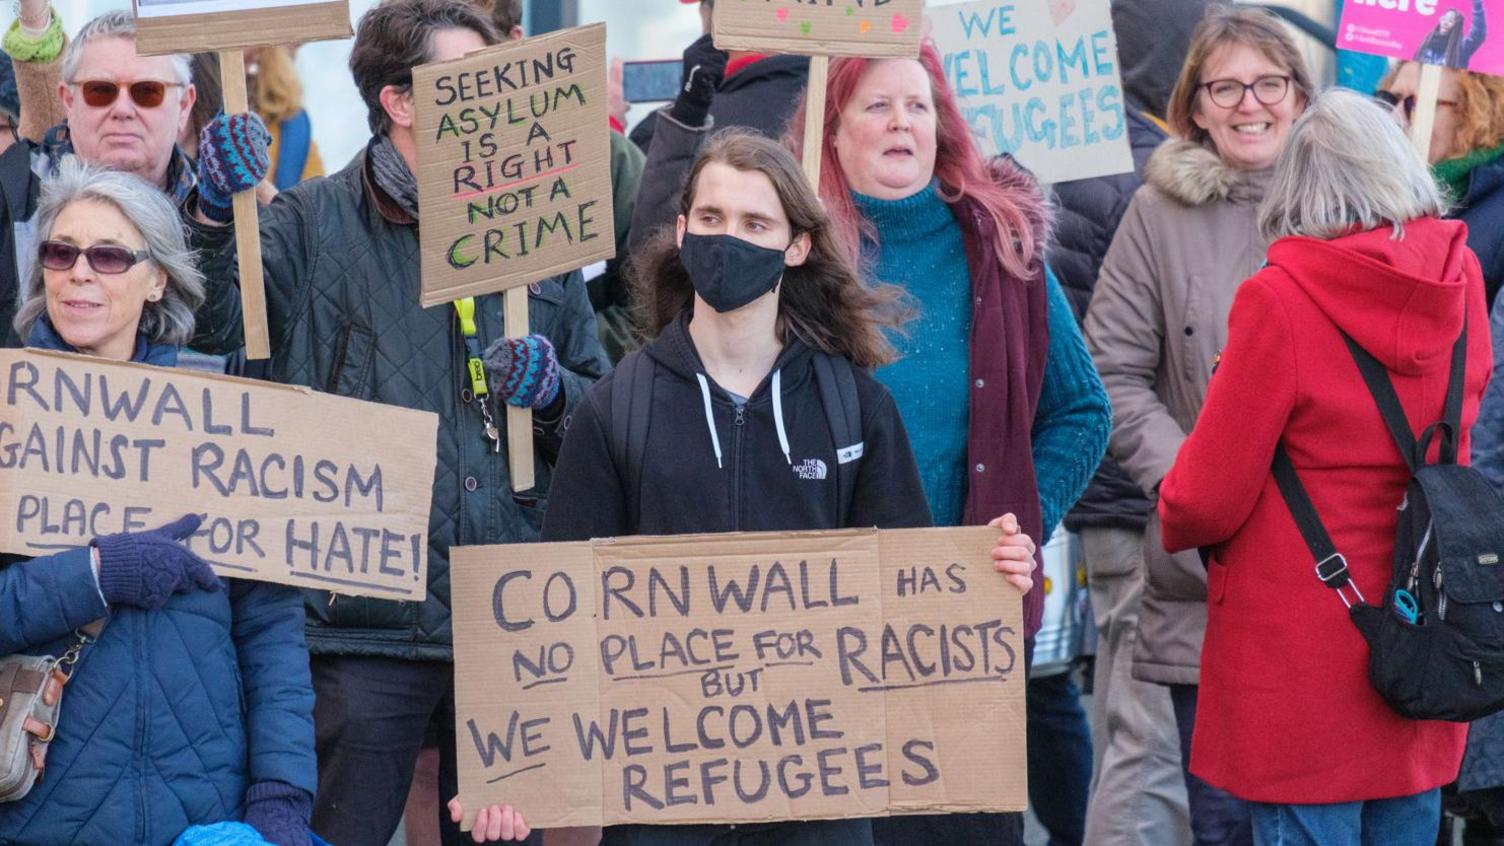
1159,89,1489,844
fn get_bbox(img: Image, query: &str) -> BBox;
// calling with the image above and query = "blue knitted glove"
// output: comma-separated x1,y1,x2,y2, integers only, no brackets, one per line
197,111,271,223
93,514,220,610
483,333,562,410
243,781,313,846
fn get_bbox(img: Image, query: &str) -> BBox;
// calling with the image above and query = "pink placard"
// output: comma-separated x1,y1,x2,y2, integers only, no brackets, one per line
1338,0,1500,75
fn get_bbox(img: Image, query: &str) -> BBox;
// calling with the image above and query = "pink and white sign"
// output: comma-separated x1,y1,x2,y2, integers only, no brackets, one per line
1338,0,1500,75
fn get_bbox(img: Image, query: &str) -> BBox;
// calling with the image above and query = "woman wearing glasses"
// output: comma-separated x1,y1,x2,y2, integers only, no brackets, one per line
0,159,317,846
1084,7,1313,845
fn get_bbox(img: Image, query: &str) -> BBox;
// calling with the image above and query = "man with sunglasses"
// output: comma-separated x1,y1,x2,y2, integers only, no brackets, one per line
0,6,244,353
189,1,608,843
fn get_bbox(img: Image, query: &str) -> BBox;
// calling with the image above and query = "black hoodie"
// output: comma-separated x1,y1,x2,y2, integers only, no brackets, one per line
541,315,931,541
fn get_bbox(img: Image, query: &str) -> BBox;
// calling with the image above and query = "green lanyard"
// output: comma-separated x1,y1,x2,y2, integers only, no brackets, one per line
454,297,500,450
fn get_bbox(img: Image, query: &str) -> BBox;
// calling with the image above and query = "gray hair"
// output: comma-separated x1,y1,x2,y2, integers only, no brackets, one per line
60,11,192,88
14,157,205,346
1259,89,1448,242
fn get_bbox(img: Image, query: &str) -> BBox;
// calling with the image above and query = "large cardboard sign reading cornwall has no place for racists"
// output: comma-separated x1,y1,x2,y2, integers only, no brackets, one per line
449,527,1027,831
0,350,438,600
412,23,615,308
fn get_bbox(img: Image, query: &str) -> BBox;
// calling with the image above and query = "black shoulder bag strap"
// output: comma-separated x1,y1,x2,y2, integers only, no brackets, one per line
608,353,656,532
1271,322,1468,606
811,353,862,526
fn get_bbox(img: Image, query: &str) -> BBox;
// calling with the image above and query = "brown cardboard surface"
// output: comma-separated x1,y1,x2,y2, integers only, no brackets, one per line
413,23,615,308
450,527,1026,829
713,0,923,59
0,349,438,600
132,0,351,56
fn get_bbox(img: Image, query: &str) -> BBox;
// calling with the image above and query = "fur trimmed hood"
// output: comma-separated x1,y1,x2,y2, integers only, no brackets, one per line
1144,139,1272,207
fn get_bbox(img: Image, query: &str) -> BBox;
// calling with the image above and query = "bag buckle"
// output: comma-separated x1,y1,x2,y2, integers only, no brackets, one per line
1316,553,1366,608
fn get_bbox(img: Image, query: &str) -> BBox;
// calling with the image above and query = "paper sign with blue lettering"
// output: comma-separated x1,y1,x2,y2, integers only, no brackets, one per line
0,349,438,600
931,0,1132,184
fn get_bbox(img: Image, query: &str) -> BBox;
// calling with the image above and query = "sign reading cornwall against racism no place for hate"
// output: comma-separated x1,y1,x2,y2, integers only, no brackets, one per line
449,527,1027,831
0,350,438,600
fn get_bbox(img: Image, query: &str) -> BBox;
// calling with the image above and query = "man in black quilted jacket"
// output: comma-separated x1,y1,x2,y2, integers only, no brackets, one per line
188,2,609,843
1048,1,1219,844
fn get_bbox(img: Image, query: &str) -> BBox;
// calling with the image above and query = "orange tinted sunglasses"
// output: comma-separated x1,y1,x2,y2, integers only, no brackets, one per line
74,79,182,109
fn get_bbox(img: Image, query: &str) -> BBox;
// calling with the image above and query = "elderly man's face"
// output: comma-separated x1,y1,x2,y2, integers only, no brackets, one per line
60,37,195,188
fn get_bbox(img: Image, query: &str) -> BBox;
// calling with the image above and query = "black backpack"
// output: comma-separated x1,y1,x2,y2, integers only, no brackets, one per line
607,351,863,532
1273,322,1504,722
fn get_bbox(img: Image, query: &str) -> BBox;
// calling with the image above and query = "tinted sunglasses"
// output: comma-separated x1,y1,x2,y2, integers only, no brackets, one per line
73,79,181,109
39,241,151,275
1374,90,1459,121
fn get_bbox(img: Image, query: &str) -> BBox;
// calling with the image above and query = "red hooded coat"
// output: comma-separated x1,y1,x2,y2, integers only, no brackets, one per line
1159,218,1489,802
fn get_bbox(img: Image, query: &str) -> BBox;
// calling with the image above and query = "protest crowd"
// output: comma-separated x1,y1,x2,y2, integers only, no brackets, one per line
1,0,1504,844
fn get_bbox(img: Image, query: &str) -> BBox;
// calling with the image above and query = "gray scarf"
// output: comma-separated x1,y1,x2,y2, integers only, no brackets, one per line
369,134,419,219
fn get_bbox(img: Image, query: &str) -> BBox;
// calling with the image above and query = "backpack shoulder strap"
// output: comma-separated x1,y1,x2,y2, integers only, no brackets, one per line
609,352,656,532
1438,321,1468,465
1342,333,1420,471
1272,444,1365,606
811,352,863,525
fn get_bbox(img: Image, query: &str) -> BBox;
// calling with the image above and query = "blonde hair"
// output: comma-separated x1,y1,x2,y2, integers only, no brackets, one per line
251,46,304,125
1167,6,1315,145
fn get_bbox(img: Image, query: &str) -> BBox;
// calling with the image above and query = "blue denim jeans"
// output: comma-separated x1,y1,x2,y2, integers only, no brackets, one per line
1168,684,1253,846
1027,669,1092,845
1249,788,1440,846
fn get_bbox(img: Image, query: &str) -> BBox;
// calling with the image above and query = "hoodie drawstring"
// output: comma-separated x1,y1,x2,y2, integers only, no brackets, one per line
771,369,791,465
695,373,724,469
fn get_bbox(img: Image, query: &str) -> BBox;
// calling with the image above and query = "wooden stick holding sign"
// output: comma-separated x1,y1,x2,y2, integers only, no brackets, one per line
711,0,923,189
130,0,352,358
411,25,615,492
216,50,271,360
1408,63,1444,160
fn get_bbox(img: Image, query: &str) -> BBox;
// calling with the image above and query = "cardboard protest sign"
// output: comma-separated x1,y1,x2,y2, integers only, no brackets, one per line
932,0,1132,184
450,527,1027,829
712,0,925,58
0,349,438,600
132,0,351,58
1338,0,1500,75
412,23,615,308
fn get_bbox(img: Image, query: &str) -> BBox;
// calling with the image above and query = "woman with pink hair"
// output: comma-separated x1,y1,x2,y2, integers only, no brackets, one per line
786,40,1111,846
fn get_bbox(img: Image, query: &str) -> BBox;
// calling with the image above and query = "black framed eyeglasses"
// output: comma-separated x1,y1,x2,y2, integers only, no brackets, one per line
38,241,151,275
1200,75,1293,108
1373,90,1460,122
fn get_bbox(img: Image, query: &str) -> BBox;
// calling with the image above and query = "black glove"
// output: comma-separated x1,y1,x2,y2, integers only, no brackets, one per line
94,514,221,610
669,33,728,128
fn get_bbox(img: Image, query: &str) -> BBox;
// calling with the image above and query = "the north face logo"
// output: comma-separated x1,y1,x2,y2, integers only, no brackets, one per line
793,459,828,481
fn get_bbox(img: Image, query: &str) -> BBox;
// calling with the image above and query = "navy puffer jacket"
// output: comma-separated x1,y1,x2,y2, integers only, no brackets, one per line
0,329,315,846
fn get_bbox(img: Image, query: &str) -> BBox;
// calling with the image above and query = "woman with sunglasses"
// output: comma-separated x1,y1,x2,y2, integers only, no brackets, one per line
1084,7,1313,845
0,159,317,846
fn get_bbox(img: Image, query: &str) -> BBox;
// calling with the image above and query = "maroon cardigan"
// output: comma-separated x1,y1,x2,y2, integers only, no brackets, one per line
953,162,1051,637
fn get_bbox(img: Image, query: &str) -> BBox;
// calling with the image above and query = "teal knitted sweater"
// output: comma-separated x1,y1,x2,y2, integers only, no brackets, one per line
858,183,1111,538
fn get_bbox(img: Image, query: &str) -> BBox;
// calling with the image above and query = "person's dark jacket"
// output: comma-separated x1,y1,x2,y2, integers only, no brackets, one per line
542,314,929,541
0,324,315,846
1052,109,1164,534
192,141,611,661
627,54,809,157
628,55,810,250
1454,153,1504,307
1049,0,1216,534
0,126,240,352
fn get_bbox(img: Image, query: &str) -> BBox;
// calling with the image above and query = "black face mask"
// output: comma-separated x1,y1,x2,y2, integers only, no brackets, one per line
679,232,790,313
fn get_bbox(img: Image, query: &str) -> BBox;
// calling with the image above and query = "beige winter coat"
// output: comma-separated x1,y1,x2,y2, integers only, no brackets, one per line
1084,139,1272,685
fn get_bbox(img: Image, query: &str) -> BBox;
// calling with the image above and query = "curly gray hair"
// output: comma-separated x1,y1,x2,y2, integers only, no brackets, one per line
14,157,205,346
